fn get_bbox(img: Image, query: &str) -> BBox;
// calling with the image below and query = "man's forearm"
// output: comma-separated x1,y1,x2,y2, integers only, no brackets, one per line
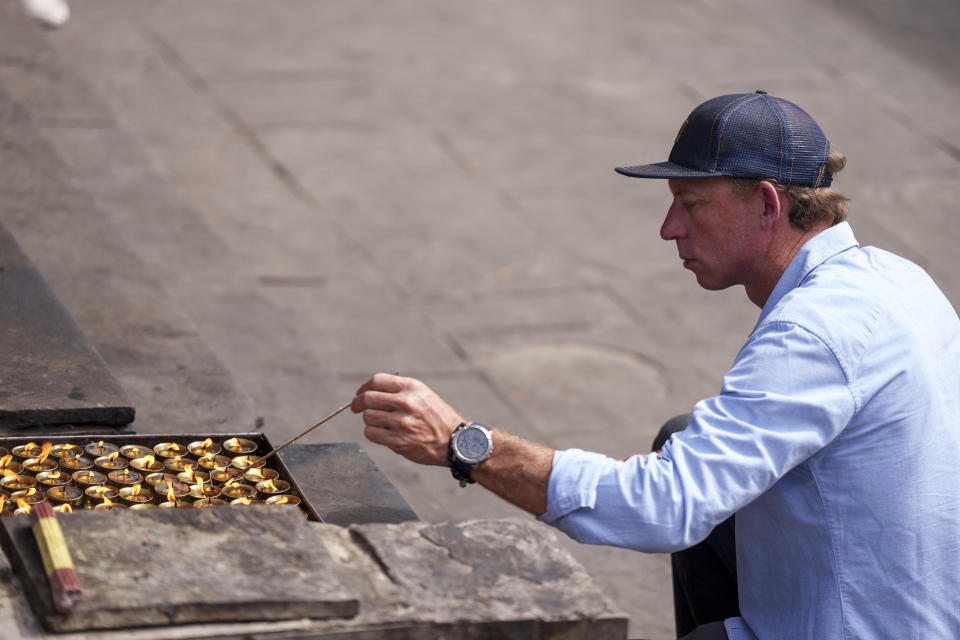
351,373,555,516
472,429,554,516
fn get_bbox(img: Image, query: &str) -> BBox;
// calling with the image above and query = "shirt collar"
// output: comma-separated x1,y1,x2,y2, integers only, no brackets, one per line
755,221,859,327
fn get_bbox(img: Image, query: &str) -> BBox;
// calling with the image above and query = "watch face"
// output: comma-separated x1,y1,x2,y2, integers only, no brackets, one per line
456,426,491,464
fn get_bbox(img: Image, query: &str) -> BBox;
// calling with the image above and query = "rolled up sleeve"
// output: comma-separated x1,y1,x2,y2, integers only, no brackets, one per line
537,320,858,553
538,448,607,523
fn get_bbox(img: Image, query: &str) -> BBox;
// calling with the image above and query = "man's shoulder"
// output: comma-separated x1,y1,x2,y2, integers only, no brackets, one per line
760,244,955,362
765,249,882,328
771,244,933,321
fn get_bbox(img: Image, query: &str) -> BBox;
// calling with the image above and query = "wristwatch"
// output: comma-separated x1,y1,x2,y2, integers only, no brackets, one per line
448,422,494,487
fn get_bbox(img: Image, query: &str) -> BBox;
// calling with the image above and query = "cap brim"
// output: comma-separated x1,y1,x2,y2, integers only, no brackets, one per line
614,161,719,180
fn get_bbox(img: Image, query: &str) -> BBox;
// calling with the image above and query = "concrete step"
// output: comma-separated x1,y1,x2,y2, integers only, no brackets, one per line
0,0,257,434
0,217,133,432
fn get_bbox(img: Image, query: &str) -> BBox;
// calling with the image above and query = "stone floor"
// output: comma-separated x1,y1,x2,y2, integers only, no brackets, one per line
1,0,958,637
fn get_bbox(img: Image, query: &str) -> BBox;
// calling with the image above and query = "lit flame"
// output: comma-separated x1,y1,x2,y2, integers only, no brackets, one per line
25,487,36,497
38,442,52,464
48,471,62,479
144,455,156,466
226,480,240,489
59,503,73,513
0,455,11,467
108,451,120,462
0,495,5,510
263,479,278,492
16,498,31,513
25,442,39,452
201,437,213,448
98,440,105,448
248,469,264,480
196,476,206,493
237,497,251,505
2,469,17,477
61,444,81,457
103,496,113,507
183,463,194,481
167,485,176,503
131,483,142,496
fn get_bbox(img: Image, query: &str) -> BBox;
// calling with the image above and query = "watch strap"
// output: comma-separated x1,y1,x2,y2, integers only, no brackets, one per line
448,422,477,487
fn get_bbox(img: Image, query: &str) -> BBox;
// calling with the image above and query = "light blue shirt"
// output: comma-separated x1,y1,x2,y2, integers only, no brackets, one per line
540,222,960,639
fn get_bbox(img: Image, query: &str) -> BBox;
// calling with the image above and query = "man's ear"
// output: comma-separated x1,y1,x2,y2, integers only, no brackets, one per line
757,181,782,230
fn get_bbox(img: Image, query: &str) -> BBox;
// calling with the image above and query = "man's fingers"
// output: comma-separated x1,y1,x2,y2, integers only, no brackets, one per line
350,396,364,414
354,372,408,396
353,373,407,413
360,407,403,430
363,423,405,449
354,389,406,413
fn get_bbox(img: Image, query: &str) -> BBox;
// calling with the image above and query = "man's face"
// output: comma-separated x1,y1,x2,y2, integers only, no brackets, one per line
661,178,760,291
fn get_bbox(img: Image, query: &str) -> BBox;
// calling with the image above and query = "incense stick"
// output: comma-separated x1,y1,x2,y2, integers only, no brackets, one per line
254,372,399,466
30,501,82,613
251,400,353,467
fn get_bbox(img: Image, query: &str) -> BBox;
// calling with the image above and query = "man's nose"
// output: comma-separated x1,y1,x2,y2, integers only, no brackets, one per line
660,205,686,241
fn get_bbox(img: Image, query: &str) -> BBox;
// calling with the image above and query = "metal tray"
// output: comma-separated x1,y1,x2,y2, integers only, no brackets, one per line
0,432,322,522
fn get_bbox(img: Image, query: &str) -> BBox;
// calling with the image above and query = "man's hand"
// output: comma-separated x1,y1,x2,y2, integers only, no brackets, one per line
352,372,554,515
351,373,463,466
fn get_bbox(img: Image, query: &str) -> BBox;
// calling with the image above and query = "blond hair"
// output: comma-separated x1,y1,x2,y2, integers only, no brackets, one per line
732,150,849,231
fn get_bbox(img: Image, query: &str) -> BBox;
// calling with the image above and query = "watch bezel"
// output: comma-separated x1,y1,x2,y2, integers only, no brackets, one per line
452,422,494,465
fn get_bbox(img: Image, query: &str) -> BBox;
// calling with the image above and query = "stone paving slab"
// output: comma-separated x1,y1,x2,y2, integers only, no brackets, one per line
0,513,627,639
5,508,360,632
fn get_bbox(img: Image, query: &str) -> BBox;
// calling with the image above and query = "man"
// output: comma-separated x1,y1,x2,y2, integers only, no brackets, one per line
351,91,960,639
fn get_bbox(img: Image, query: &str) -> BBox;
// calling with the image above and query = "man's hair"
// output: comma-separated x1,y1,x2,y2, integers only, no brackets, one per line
731,150,849,231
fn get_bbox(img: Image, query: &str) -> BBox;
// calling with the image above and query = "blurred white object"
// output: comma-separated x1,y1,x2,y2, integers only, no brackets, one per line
21,0,70,28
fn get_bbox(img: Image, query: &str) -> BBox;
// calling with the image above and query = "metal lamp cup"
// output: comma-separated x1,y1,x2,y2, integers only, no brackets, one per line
59,455,94,471
94,454,128,472
45,485,83,509
108,468,144,488
22,457,58,474
119,445,153,460
85,441,120,458
192,497,227,508
153,442,189,459
187,439,222,457
35,470,71,489
72,469,107,490
118,485,156,507
222,437,258,454
219,482,257,501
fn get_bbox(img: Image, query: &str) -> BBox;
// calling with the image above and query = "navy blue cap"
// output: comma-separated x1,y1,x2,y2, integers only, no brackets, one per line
616,91,833,187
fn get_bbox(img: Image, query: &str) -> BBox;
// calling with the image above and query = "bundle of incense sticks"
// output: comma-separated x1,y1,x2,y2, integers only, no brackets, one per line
29,500,82,612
